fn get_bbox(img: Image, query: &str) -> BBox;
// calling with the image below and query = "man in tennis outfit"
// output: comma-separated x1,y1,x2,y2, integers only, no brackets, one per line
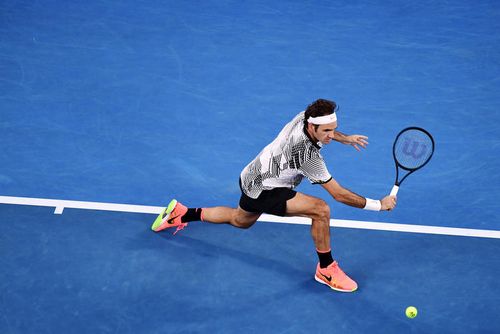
152,99,397,292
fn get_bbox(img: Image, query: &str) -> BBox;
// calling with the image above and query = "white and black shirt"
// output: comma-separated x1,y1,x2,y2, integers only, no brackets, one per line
240,111,332,199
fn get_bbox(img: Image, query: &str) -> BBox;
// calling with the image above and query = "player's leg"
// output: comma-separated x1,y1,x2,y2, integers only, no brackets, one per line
285,192,331,251
201,206,261,228
285,192,358,292
152,200,260,232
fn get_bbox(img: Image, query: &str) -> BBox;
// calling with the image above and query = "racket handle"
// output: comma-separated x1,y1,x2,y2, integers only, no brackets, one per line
390,185,399,197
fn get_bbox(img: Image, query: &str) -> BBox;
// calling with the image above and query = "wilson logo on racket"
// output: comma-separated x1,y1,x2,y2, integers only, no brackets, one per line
402,139,428,160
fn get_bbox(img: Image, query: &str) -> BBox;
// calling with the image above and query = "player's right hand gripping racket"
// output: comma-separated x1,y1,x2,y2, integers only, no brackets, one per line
390,127,435,196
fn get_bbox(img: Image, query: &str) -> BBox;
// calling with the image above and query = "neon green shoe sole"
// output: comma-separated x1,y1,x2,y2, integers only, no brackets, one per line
151,199,178,231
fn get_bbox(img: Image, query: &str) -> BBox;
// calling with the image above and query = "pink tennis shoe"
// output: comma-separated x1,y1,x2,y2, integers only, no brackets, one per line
151,199,188,235
315,261,358,292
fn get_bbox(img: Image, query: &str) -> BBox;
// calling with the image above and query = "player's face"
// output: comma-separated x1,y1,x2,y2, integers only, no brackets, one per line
310,122,337,145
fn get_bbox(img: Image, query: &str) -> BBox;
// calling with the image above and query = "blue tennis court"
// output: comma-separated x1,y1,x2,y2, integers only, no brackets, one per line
1,1,500,333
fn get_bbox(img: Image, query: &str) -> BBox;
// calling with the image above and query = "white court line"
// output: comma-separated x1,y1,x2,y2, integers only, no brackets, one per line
1,195,500,239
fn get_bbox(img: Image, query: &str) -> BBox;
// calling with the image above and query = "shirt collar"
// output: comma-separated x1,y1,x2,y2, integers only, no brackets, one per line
303,124,322,149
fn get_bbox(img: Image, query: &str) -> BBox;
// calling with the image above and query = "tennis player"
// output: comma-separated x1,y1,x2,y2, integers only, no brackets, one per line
152,99,396,292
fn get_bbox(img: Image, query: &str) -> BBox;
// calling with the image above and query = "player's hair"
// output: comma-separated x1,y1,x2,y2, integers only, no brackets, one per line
304,99,338,129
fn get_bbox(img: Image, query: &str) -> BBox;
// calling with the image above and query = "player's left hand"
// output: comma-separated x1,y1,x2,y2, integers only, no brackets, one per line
346,135,369,151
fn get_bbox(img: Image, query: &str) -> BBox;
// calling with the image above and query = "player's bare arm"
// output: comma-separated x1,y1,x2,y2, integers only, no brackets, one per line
321,178,396,211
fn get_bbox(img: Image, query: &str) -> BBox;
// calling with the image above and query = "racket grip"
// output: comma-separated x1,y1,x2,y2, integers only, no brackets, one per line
390,185,399,196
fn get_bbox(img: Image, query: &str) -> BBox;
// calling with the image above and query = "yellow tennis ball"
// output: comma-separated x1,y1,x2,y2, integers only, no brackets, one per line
406,306,418,318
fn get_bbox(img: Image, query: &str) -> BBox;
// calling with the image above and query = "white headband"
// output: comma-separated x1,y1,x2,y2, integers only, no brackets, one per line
307,113,337,125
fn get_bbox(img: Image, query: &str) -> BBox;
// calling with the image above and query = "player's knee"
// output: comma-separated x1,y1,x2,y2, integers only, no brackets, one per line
313,199,330,221
231,217,256,229
233,221,255,229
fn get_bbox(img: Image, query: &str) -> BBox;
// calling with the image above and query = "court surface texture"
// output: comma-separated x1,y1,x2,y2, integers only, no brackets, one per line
1,1,500,333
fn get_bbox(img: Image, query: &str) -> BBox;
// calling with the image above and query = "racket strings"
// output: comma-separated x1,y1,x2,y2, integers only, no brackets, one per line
394,129,433,170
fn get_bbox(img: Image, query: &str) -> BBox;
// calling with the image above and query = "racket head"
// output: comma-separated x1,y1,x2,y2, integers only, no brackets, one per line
393,127,435,171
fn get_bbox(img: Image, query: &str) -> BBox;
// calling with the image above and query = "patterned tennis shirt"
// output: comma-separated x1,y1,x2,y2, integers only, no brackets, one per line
240,111,333,199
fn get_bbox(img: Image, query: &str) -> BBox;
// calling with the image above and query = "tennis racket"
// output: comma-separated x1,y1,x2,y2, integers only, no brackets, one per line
390,127,435,196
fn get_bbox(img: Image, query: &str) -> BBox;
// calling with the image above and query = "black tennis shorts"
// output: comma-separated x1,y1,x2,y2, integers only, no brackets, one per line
238,179,297,216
